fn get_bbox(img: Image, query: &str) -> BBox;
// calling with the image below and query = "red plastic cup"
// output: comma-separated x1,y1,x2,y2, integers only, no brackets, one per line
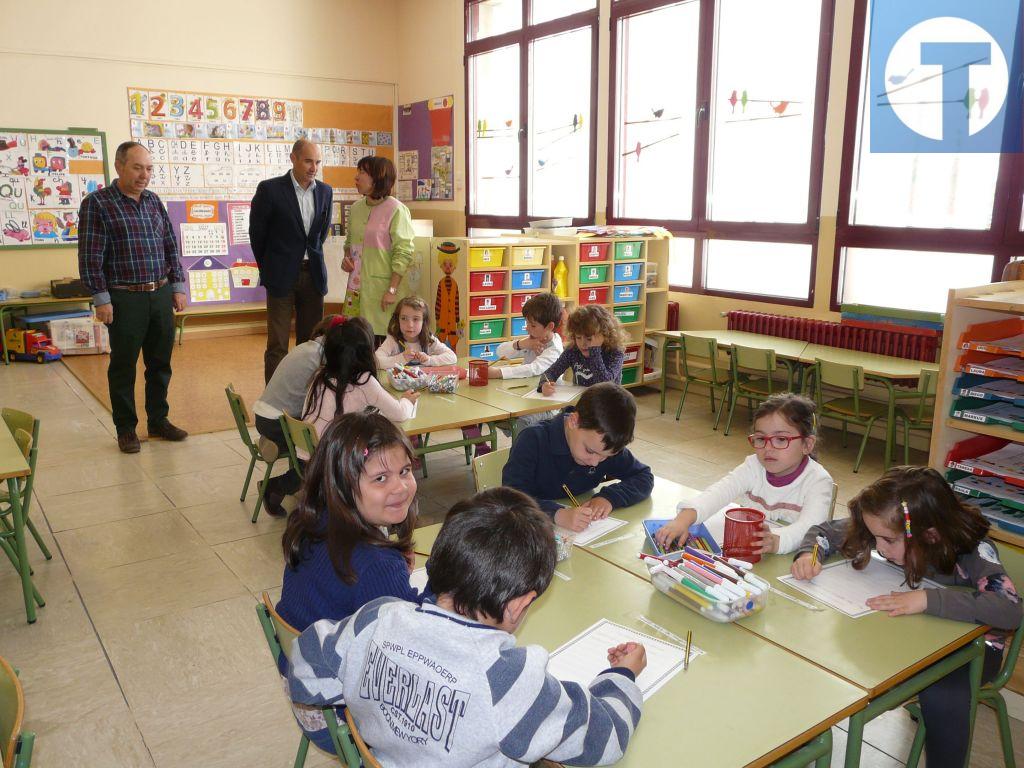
468,359,489,386
723,507,766,564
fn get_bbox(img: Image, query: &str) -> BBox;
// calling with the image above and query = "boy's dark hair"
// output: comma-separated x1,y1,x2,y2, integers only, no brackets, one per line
842,465,990,588
303,316,377,421
574,382,636,453
521,292,563,328
357,155,397,199
427,487,556,621
282,410,416,583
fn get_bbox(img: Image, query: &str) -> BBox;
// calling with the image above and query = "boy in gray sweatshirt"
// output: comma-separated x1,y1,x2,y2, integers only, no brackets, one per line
288,486,646,766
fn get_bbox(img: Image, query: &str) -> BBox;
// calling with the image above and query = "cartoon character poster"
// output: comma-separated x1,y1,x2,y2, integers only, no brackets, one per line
434,241,461,351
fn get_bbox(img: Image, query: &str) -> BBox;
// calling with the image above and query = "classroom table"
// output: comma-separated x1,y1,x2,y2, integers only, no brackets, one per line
653,330,810,414
411,525,866,767
564,477,994,767
397,389,508,475
0,295,94,364
453,372,578,439
0,423,41,623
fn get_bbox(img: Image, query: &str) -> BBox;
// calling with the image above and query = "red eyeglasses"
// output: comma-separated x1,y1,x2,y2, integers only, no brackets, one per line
748,434,803,449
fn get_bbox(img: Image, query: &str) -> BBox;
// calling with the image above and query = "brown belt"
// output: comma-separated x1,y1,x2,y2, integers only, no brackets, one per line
111,278,169,292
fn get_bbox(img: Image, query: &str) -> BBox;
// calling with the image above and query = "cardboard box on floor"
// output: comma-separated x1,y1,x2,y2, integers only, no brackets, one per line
49,317,109,355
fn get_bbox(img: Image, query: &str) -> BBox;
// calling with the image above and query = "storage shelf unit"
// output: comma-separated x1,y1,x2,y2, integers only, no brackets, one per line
928,281,1024,548
428,237,553,361
533,234,671,387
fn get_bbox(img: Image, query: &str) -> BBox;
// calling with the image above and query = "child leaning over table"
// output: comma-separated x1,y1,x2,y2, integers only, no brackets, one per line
287,486,647,767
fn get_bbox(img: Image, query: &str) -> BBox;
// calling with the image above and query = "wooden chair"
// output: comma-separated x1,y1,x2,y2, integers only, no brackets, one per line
224,385,281,523
0,409,50,560
812,359,894,472
254,593,361,768
895,370,937,464
904,610,1024,768
722,344,793,436
0,429,45,613
472,447,511,492
0,655,34,768
280,413,319,483
673,334,731,427
344,709,382,768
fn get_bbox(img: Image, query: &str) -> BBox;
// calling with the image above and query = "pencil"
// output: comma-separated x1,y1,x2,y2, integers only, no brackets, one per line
561,484,582,508
504,384,529,390
810,543,819,569
684,630,692,671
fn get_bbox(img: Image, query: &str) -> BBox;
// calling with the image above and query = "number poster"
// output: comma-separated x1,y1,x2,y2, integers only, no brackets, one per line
0,128,108,249
127,87,393,201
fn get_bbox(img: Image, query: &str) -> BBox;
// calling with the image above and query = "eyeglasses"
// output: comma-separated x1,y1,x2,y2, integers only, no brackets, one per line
748,434,803,449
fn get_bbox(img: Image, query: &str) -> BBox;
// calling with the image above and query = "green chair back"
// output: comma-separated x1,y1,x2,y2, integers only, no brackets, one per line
815,358,868,416
472,447,511,492
0,655,33,768
905,369,937,424
224,385,258,456
256,593,361,768
280,414,319,481
733,344,776,375
679,334,721,379
1,409,38,503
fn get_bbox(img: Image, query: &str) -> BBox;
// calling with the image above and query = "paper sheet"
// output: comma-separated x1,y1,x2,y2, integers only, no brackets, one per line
546,619,700,701
777,556,942,618
522,384,587,403
570,516,628,547
409,567,428,593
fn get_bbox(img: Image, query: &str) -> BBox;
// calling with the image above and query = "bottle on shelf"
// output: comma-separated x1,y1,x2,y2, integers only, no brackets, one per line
552,254,569,299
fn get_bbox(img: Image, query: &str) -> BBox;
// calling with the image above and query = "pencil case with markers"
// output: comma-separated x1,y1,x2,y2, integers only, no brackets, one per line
644,547,767,623
387,365,458,394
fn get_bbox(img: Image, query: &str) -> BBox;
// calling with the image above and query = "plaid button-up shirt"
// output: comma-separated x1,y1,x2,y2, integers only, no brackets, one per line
77,181,186,305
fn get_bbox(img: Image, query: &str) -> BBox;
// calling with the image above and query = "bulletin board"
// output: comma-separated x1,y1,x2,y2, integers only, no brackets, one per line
127,87,393,200
0,127,108,249
396,95,454,202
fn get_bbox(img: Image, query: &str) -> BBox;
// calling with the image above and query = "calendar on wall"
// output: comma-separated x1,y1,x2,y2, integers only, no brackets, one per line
0,127,108,249
126,87,393,202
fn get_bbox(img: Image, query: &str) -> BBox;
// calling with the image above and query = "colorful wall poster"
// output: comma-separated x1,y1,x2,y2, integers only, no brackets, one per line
0,128,107,249
166,199,264,305
127,87,393,203
397,95,454,201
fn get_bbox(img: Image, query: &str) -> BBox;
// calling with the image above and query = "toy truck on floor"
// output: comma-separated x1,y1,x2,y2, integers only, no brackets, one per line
6,328,62,363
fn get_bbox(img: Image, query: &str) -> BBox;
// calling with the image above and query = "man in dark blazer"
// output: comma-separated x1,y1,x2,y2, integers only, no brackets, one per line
249,139,333,382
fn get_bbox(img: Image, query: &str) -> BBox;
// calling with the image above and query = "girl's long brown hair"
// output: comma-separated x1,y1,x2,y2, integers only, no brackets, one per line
282,411,416,584
842,466,990,587
566,305,626,352
385,295,437,350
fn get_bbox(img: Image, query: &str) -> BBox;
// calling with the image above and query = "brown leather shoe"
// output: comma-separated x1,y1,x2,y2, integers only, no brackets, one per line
148,420,188,441
117,431,141,454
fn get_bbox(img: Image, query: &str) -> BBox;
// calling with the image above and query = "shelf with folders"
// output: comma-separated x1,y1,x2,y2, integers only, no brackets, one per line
428,237,553,361
928,281,1024,547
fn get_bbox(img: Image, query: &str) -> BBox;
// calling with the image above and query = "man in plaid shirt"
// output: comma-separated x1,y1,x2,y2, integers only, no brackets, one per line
78,141,189,453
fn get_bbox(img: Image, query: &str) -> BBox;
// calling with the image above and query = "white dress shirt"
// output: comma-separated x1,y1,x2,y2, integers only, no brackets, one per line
290,171,316,260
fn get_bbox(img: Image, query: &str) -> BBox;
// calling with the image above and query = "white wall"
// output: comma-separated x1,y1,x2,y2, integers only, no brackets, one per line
0,0,399,290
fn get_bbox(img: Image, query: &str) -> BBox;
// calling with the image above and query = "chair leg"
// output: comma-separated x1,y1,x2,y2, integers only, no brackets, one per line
675,380,691,420
713,386,730,431
853,418,877,473
293,734,309,768
24,517,51,560
904,419,911,465
724,388,739,436
0,538,44,607
985,693,1016,768
841,421,848,448
240,455,257,502
252,462,275,524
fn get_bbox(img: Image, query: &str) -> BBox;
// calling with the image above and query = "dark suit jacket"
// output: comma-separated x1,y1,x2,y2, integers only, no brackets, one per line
249,172,333,297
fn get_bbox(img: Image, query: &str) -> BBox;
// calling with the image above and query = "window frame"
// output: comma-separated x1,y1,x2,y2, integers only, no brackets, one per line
607,0,836,306
830,0,1022,312
464,1,599,231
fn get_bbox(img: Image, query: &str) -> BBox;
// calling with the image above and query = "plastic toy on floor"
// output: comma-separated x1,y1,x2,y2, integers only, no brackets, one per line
5,328,62,363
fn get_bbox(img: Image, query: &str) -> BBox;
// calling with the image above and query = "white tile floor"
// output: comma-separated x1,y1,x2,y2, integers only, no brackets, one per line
1,360,1021,767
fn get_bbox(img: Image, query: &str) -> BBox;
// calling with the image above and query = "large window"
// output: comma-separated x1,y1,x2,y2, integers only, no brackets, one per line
466,0,598,230
610,0,834,305
833,0,1024,312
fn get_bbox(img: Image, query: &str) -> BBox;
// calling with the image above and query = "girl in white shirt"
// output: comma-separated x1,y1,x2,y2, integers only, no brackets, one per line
374,296,457,369
654,393,834,555
303,316,418,441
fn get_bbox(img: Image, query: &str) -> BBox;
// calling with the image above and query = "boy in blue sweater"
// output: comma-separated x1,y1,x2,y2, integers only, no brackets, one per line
502,381,654,532
288,487,646,767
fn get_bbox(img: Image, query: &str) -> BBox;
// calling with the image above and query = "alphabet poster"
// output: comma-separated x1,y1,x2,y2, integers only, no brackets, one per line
0,127,108,249
397,95,454,201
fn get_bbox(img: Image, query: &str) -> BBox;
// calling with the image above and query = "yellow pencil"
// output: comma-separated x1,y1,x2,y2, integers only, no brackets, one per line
684,630,692,672
810,543,819,569
561,484,582,508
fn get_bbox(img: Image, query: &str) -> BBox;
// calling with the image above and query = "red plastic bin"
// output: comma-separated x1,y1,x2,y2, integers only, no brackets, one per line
469,295,507,317
579,286,609,305
469,271,507,292
511,292,536,313
623,343,642,365
579,242,610,262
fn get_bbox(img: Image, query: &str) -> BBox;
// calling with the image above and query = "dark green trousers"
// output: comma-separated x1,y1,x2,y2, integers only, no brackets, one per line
107,284,175,433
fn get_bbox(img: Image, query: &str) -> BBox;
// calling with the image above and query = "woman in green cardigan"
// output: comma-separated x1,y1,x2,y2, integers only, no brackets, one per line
341,156,416,342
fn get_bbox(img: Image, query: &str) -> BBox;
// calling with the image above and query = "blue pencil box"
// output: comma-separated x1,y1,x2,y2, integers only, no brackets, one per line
642,518,722,557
